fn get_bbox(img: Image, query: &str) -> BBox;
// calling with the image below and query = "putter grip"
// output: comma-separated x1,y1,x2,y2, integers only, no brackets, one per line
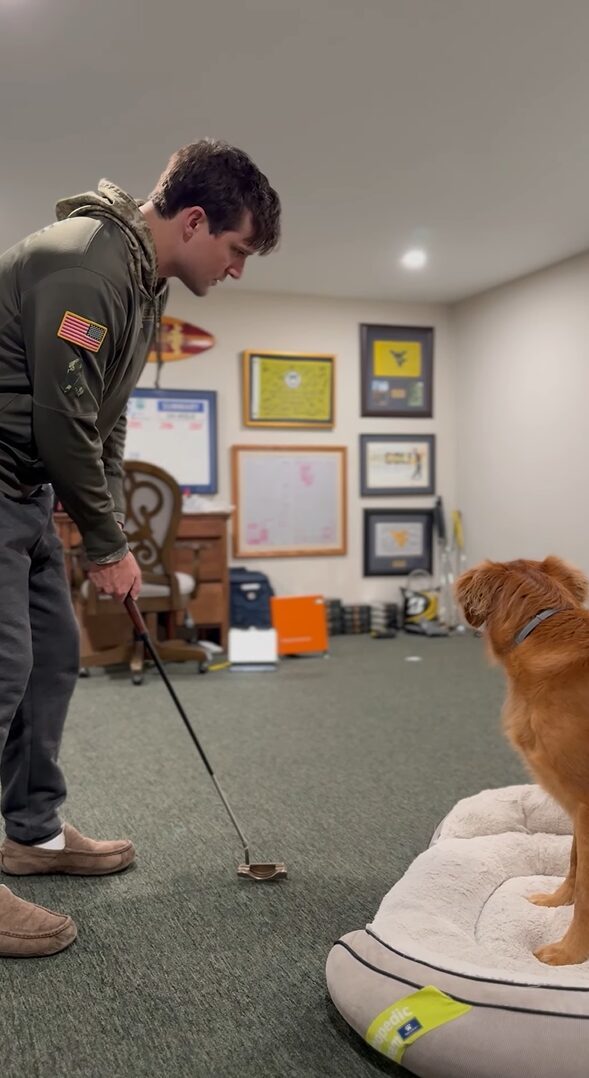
124,594,147,636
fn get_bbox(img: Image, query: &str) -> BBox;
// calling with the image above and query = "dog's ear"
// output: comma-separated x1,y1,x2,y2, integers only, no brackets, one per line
541,556,588,605
455,562,504,628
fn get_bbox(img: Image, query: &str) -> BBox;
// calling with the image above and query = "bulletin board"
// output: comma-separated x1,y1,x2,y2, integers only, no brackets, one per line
231,445,347,558
125,389,218,493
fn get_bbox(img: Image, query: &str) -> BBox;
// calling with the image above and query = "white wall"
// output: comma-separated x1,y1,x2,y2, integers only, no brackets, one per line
452,251,589,571
138,284,456,603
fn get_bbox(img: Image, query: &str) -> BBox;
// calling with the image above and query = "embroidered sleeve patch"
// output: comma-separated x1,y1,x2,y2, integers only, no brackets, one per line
60,357,86,398
57,311,108,353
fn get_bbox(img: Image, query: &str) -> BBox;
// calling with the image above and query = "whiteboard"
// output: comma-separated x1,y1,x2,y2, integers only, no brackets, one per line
125,389,217,493
232,446,347,557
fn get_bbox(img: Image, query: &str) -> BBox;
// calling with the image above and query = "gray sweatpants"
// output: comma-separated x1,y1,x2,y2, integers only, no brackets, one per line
0,486,79,844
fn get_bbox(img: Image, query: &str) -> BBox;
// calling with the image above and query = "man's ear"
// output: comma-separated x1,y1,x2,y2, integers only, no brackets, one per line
541,556,588,605
455,562,503,628
181,206,207,240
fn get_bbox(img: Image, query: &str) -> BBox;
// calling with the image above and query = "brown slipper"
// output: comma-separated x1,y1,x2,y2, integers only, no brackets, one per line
0,824,136,877
0,884,77,958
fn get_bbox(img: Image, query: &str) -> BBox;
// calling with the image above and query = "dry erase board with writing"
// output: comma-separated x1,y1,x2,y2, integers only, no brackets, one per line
231,445,347,558
125,389,217,493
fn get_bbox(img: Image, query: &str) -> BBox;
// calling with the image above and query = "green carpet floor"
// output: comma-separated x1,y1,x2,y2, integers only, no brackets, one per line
2,633,526,1078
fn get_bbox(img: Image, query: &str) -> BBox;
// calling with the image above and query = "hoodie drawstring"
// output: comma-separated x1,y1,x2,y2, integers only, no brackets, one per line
154,296,163,389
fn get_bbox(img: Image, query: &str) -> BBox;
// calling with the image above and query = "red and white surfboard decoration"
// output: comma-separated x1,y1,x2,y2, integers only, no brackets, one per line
147,316,215,364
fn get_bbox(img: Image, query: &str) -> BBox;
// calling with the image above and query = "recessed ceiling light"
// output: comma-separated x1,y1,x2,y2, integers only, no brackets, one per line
400,248,427,270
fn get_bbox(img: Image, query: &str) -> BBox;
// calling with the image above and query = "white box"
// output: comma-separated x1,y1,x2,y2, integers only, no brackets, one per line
228,628,278,670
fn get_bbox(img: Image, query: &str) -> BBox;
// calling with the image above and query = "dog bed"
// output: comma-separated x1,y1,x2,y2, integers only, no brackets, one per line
326,785,589,1078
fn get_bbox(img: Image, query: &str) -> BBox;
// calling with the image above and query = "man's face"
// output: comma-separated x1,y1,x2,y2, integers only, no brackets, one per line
175,209,256,297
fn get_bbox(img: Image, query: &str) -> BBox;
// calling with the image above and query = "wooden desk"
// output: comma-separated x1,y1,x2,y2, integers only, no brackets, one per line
174,512,230,649
54,509,231,651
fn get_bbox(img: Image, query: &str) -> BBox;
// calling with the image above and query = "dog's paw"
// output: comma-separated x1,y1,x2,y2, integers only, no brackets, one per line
534,941,587,966
528,889,574,908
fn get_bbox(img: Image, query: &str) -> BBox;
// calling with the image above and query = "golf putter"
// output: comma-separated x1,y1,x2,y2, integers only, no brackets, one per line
124,595,287,882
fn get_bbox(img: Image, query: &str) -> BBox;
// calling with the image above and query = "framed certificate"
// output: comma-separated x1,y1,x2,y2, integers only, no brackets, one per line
242,351,335,429
360,434,435,496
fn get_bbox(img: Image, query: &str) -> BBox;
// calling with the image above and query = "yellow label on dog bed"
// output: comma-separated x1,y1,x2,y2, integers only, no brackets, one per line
365,985,471,1063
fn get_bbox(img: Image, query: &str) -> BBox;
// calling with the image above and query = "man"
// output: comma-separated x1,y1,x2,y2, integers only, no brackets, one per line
0,139,281,957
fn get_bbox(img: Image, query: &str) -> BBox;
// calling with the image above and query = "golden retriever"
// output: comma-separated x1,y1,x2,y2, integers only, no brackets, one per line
455,555,589,966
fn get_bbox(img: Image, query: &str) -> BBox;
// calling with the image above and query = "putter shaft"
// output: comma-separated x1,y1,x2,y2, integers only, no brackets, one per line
124,596,254,865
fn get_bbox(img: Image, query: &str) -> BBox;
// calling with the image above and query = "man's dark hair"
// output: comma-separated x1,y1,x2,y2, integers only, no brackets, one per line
150,138,280,254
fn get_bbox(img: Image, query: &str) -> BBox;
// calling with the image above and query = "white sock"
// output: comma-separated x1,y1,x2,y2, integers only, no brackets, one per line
34,827,65,850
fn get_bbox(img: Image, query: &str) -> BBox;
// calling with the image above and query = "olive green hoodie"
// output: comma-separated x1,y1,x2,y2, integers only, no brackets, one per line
0,180,167,561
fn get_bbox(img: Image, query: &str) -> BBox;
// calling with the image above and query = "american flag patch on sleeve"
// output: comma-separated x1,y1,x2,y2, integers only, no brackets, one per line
57,311,108,353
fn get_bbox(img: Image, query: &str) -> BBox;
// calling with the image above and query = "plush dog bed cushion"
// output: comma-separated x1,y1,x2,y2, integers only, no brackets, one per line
326,785,589,1078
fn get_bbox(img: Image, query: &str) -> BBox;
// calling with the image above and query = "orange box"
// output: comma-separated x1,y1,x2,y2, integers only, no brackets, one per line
270,595,329,656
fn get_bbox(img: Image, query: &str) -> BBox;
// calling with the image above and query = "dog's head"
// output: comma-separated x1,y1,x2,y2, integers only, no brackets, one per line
455,555,588,635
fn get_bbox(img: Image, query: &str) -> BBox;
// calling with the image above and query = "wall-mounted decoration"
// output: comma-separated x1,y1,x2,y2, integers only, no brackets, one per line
360,434,436,496
360,324,433,418
363,508,434,576
147,316,215,364
126,388,218,494
242,351,335,429
147,315,215,387
231,445,347,557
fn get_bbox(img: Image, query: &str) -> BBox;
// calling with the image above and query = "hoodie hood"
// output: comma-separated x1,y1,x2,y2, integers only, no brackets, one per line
55,179,161,300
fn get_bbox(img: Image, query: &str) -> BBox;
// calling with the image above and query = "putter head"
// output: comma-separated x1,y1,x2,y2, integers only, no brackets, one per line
237,862,288,881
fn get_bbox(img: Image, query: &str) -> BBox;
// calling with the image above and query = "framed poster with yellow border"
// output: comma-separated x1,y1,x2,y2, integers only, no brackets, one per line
242,350,336,429
231,444,347,558
360,324,433,418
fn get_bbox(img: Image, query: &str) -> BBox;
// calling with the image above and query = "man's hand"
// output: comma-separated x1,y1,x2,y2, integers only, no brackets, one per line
87,551,142,602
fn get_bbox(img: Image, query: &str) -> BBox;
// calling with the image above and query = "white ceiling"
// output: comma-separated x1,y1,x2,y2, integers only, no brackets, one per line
2,0,589,303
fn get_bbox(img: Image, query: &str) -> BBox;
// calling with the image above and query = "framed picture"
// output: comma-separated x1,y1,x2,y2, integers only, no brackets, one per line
360,324,433,418
359,434,435,496
231,445,347,557
363,509,434,576
242,350,335,429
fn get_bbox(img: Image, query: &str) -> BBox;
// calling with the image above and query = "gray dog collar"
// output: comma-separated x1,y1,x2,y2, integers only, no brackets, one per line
513,608,564,646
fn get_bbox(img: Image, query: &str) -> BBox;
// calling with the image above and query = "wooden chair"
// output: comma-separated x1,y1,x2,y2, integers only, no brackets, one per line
74,461,209,683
